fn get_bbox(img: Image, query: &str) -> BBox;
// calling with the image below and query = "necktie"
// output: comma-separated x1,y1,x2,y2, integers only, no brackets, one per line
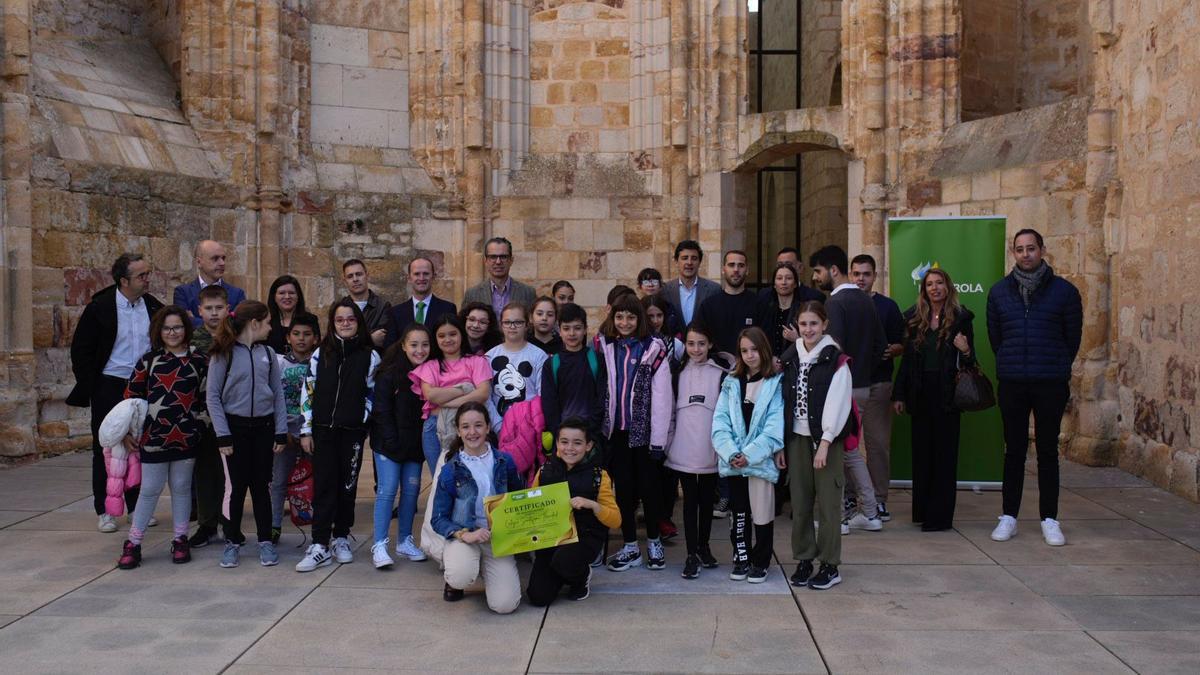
415,300,426,324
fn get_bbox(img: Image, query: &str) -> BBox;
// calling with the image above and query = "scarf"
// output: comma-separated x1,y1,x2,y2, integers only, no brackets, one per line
1012,262,1051,307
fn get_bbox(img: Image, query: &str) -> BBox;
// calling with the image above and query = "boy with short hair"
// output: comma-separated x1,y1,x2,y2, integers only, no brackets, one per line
188,284,228,547
540,303,608,442
270,313,321,543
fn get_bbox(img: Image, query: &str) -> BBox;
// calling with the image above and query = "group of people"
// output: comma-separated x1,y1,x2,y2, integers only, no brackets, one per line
69,228,1082,613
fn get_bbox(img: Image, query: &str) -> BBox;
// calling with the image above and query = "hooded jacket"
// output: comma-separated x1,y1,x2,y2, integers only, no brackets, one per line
711,372,785,482
665,352,734,474
98,398,147,516
594,334,672,449
780,335,853,443
207,342,288,446
498,396,547,486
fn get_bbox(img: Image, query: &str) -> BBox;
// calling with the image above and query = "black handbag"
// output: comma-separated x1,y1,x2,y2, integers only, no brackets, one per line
954,353,996,412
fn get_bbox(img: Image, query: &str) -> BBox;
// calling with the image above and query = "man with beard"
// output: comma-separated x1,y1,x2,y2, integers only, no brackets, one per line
340,259,393,349
697,250,762,355
663,240,721,330
463,237,537,317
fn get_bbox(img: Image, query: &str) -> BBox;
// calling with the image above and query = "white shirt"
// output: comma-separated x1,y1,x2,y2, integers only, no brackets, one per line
354,299,368,312
678,278,698,325
461,447,496,528
830,282,858,296
102,291,151,378
199,275,222,289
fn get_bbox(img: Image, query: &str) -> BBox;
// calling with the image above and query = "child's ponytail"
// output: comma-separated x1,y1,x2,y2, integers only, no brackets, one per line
208,300,269,358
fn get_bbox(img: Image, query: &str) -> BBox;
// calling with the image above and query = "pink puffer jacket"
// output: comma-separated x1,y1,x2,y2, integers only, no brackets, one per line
98,398,147,517
497,396,546,486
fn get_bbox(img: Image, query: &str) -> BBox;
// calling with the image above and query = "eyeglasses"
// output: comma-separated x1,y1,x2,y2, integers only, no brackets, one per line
334,317,358,325
161,325,186,334
501,320,526,327
485,254,512,262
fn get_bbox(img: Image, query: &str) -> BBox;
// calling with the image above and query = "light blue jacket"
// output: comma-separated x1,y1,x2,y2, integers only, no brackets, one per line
711,373,784,482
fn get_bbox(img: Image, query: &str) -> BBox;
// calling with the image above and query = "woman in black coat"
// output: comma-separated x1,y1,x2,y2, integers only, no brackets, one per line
892,268,976,531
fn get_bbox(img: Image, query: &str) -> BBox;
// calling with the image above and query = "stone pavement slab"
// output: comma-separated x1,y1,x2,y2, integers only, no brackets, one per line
1045,596,1200,631
957,521,1200,565
797,590,1079,631
1072,487,1200,550
0,511,33,528
834,563,1031,594
1088,631,1200,674
1006,564,1200,596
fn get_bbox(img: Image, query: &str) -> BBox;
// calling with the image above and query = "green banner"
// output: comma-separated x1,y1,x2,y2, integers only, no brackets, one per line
887,216,1006,483
485,481,578,557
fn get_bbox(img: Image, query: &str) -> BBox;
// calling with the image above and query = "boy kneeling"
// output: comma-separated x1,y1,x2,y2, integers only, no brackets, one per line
526,419,621,605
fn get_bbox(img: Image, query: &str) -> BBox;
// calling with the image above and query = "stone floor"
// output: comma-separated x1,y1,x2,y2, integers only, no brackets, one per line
0,453,1198,674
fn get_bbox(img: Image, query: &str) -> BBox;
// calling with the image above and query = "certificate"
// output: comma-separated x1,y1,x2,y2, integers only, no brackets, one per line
484,482,578,557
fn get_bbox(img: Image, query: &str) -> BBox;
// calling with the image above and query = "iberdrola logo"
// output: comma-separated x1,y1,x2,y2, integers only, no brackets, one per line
911,261,940,285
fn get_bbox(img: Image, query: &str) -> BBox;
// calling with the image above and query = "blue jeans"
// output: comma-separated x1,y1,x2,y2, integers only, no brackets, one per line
422,414,441,478
373,452,423,544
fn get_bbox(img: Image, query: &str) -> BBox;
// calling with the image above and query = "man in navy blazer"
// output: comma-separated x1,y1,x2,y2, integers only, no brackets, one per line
384,256,457,349
661,240,721,328
174,240,246,326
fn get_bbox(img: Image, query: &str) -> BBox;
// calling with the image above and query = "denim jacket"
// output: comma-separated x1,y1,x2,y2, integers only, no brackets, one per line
431,446,522,538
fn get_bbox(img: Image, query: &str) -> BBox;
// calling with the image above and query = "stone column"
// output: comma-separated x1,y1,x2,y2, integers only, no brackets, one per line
463,0,487,289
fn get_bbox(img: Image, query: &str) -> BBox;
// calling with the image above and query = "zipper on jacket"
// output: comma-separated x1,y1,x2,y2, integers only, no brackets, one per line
329,338,345,426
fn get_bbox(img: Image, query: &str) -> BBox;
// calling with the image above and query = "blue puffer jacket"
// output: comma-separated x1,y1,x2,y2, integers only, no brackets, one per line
986,268,1082,382
711,373,784,482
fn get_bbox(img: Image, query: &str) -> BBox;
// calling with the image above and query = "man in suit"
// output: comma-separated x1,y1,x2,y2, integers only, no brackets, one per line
384,256,458,349
662,239,720,329
68,253,164,532
463,237,536,316
173,240,246,326
341,258,393,349
757,246,825,305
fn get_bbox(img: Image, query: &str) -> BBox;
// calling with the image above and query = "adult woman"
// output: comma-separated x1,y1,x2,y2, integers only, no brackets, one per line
266,275,307,354
892,268,975,532
757,262,802,357
459,301,502,356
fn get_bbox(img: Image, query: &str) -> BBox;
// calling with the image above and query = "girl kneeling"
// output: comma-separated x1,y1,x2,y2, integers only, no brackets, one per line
526,419,621,606
431,402,523,614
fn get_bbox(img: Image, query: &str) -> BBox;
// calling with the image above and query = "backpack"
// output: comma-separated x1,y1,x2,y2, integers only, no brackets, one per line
287,456,314,527
836,353,864,452
549,347,598,384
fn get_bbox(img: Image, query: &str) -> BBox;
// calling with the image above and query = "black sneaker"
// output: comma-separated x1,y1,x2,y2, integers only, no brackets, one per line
606,546,643,572
747,565,768,583
443,583,465,602
697,545,719,568
729,562,750,581
590,542,607,568
567,567,591,601
843,495,857,518
646,540,666,570
712,498,731,518
877,501,891,522
187,525,216,549
790,560,814,586
681,554,701,579
808,563,841,590
270,527,282,545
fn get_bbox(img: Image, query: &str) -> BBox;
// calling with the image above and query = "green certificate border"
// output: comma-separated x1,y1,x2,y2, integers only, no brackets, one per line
484,482,579,557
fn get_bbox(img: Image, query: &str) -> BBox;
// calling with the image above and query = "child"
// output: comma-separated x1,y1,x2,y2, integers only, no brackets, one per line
594,293,673,572
206,300,288,569
666,322,733,579
552,280,575,307
459,302,502,356
711,326,785,584
370,324,433,568
526,419,621,605
295,299,381,572
485,303,548,432
430,403,523,614
781,301,853,590
539,303,607,440
188,284,227,548
642,294,684,364
269,312,320,544
117,306,208,569
643,293,685,541
528,296,563,355
411,315,492,477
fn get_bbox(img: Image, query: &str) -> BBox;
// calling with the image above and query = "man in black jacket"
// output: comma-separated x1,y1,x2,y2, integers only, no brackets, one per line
341,259,393,350
68,253,164,532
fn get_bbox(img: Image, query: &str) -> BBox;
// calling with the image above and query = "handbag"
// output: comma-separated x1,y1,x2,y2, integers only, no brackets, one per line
953,352,996,412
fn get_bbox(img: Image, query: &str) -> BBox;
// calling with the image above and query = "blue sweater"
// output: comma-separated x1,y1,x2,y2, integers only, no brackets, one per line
986,269,1082,382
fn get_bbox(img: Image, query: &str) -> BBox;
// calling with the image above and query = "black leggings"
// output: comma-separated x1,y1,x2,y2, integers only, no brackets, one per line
311,427,366,547
677,472,717,555
606,430,662,542
728,476,774,568
222,415,275,544
526,533,604,607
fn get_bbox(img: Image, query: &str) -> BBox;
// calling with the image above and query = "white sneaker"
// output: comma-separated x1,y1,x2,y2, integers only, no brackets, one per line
847,512,884,531
331,537,354,564
296,543,332,572
371,540,394,569
990,515,1018,542
1040,518,1066,546
840,520,850,536
396,535,427,562
98,514,118,533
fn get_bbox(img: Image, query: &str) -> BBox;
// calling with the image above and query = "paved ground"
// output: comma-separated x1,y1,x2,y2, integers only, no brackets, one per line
0,452,1198,674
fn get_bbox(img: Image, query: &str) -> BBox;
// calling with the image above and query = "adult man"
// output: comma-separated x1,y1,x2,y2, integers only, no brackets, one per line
757,246,825,305
67,254,164,532
987,229,1082,547
697,250,761,355
341,259,393,348
810,245,885,530
173,240,246,326
662,240,720,329
384,256,458,349
463,237,536,317
849,254,905,520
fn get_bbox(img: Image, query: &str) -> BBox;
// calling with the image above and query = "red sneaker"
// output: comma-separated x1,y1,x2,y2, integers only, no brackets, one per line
658,519,679,541
171,535,191,564
117,540,141,570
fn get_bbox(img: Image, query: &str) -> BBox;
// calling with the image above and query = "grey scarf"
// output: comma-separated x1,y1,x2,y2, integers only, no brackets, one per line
1012,262,1051,307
